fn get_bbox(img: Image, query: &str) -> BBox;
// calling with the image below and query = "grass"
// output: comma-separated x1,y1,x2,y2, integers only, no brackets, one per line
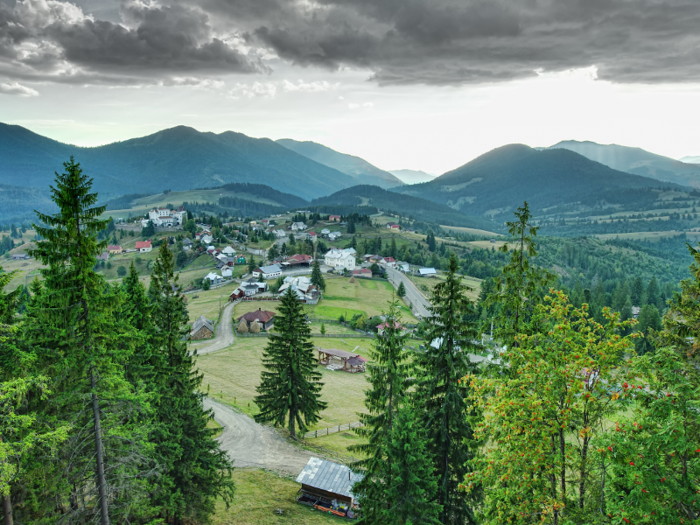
440,225,503,237
320,278,417,322
188,283,239,323
313,305,366,319
207,418,223,439
198,337,375,431
211,469,338,525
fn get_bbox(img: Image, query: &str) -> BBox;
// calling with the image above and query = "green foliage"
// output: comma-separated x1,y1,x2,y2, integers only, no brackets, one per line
396,281,406,298
254,287,327,438
351,302,410,522
141,219,156,238
117,265,127,277
311,258,326,292
413,254,479,524
202,277,211,290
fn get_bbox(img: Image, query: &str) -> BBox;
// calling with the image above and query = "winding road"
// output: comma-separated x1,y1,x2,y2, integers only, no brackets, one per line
193,300,314,475
385,266,432,318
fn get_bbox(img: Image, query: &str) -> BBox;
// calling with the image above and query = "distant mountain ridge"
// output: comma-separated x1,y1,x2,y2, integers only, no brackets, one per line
389,169,436,184
0,123,358,201
681,155,700,164
276,138,403,189
547,140,700,188
392,144,686,218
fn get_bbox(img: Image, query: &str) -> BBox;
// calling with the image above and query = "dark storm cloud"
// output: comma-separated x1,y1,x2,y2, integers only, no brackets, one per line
1,0,699,86
0,0,260,85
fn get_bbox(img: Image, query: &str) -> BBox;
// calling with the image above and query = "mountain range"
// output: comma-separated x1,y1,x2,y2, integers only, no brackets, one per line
681,156,700,164
547,140,700,188
0,123,363,202
393,144,687,218
276,139,402,189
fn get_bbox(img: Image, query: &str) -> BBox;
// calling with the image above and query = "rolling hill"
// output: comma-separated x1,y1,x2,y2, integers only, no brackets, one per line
276,139,403,189
389,169,436,184
0,184,57,223
392,144,686,219
311,185,500,231
547,140,700,188
0,123,359,203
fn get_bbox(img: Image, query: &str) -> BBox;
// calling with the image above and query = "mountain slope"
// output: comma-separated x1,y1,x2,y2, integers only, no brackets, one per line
548,140,700,188
681,155,700,164
0,183,57,223
311,185,500,230
392,144,684,218
0,123,357,201
389,169,436,184
276,139,403,189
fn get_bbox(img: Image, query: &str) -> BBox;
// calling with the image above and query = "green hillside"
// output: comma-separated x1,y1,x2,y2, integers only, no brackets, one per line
0,183,57,223
277,138,403,188
311,184,501,231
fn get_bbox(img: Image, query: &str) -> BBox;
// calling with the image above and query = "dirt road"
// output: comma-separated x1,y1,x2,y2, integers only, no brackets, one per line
386,266,432,318
203,397,313,477
191,300,236,356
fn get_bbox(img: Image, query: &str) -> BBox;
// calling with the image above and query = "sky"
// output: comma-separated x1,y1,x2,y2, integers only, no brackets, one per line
1,0,700,175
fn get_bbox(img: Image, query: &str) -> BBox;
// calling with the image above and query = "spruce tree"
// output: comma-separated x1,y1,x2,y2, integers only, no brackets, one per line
310,258,326,292
254,287,326,438
396,281,406,298
149,242,235,522
384,404,441,525
350,302,410,522
26,158,153,523
413,253,479,525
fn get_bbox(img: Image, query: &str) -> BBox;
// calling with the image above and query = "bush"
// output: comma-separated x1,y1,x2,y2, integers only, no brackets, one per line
202,278,211,291
117,266,127,277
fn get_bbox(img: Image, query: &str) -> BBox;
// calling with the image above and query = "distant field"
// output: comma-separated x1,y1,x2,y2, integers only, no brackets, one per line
409,273,481,301
469,240,514,250
592,230,700,242
440,225,503,237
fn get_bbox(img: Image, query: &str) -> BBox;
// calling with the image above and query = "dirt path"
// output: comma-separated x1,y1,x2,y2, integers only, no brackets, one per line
203,397,313,477
191,300,236,356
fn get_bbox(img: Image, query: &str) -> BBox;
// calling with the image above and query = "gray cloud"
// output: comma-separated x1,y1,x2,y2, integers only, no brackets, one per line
0,0,261,84
1,0,700,86
0,80,39,95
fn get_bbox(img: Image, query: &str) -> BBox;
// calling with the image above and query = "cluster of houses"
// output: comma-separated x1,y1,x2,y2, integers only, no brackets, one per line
324,247,357,271
141,207,187,228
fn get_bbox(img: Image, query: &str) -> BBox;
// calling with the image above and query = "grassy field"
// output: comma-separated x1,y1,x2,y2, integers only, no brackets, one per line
211,469,337,525
440,225,503,237
408,273,482,301
592,230,700,242
188,283,239,323
199,337,374,431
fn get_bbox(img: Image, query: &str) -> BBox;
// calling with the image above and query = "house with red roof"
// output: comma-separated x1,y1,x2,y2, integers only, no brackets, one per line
107,245,123,254
381,256,397,268
135,240,152,253
237,308,276,330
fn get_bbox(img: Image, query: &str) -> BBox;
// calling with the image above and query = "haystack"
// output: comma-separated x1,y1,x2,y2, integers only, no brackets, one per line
250,320,261,333
349,276,356,283
237,319,249,333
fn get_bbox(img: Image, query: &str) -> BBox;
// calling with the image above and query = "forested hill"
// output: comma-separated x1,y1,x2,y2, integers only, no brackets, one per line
311,184,501,231
0,123,356,201
393,144,685,218
0,183,57,222
548,140,700,189
276,138,403,189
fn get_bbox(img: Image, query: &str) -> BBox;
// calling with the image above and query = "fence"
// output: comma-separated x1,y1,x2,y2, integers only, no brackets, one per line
237,332,375,339
304,422,364,439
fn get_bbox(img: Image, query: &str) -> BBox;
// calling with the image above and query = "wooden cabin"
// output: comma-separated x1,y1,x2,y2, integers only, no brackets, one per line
296,457,363,519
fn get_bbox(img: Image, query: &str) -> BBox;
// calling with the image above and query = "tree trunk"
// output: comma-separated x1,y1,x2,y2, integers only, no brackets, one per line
91,368,110,525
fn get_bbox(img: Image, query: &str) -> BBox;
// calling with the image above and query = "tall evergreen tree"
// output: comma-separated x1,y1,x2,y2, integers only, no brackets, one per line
254,287,326,438
384,404,441,525
646,276,661,309
26,158,153,523
351,302,410,523
413,253,479,524
310,258,326,292
148,242,235,523
485,202,553,346
396,281,406,298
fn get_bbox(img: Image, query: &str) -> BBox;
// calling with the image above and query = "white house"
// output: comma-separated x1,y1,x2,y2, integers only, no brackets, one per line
321,228,331,236
279,276,320,304
324,248,356,271
328,231,342,241
201,234,213,245
222,245,236,256
398,261,410,273
135,240,152,253
148,207,187,226
273,229,287,238
252,264,282,279
291,222,307,231
204,272,223,285
381,257,397,268
221,267,233,278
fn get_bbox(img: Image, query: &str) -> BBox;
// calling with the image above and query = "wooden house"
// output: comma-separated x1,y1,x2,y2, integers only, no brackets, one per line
191,315,214,340
296,457,363,518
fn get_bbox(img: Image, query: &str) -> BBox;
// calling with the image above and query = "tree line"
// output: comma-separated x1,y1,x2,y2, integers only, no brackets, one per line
1,159,233,524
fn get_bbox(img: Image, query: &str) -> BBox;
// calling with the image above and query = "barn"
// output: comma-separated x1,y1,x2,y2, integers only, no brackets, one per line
296,457,363,518
190,315,214,340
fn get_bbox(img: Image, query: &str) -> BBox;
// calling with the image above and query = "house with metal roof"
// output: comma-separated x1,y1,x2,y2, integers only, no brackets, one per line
252,264,282,279
419,267,437,277
296,457,363,518
191,315,214,340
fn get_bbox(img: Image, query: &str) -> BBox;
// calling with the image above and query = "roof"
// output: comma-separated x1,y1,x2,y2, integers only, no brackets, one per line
419,267,437,275
182,238,193,244
346,356,368,366
192,315,214,334
352,268,372,274
383,257,396,263
289,254,313,263
135,240,151,249
296,457,363,499
238,309,275,323
318,348,360,359
107,245,122,251
256,264,281,274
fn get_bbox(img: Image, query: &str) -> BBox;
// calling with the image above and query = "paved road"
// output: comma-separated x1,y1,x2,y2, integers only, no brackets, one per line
191,300,236,356
203,397,314,476
386,267,432,318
